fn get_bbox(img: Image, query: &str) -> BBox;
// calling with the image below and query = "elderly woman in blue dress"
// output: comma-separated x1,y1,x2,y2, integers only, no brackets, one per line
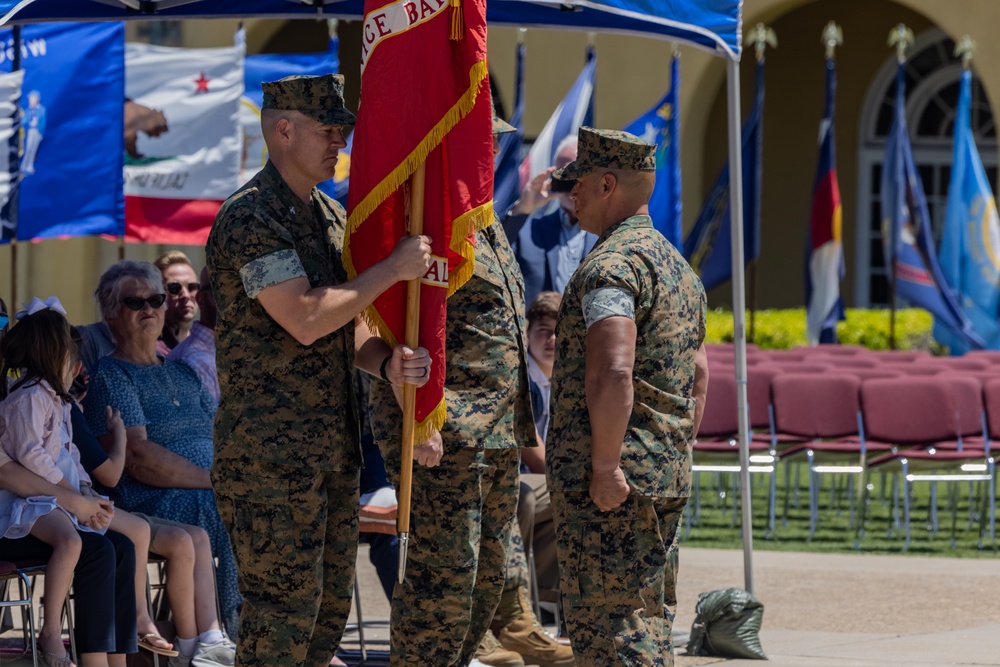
83,261,241,636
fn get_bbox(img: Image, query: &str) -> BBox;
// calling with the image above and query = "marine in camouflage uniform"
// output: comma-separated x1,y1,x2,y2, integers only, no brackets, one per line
369,209,535,666
545,127,708,667
207,74,431,667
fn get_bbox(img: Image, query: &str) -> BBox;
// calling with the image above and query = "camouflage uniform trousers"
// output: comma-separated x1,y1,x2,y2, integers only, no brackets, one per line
213,458,359,667
387,446,520,667
551,491,687,667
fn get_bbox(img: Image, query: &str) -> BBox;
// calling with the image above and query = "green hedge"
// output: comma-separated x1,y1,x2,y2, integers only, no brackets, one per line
705,308,938,351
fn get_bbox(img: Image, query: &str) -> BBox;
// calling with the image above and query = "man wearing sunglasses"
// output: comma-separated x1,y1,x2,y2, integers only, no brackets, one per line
206,74,433,667
153,251,220,402
153,250,203,354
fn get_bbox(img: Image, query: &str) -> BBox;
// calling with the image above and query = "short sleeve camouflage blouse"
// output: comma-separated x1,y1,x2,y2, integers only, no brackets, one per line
546,215,706,498
206,161,361,472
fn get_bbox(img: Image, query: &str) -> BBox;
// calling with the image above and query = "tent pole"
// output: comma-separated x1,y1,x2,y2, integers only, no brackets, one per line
726,57,754,595
9,25,20,309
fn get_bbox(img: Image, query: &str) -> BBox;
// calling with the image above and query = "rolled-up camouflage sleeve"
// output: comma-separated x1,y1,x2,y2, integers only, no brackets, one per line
240,249,307,299
579,251,643,329
582,287,635,328
219,202,307,299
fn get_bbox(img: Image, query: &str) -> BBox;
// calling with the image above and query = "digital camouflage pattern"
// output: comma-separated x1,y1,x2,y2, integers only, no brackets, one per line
367,218,531,666
207,160,362,666
262,73,357,126
376,443,520,667
207,160,362,473
371,220,534,455
550,493,686,667
213,461,359,667
552,127,656,181
546,214,706,499
547,212,703,666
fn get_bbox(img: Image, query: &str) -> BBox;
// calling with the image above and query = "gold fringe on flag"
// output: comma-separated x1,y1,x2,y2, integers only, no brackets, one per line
448,201,494,297
344,57,488,263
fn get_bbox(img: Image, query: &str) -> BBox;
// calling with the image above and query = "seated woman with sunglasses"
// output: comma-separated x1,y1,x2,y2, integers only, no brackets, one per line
154,251,219,402
82,261,241,639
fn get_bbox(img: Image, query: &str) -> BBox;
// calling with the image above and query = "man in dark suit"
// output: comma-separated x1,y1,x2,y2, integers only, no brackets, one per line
505,137,598,305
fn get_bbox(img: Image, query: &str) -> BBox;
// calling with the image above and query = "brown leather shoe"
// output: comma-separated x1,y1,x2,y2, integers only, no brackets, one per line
475,629,526,667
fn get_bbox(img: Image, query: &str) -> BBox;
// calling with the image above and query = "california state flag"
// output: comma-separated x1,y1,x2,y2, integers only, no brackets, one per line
124,42,244,244
345,0,493,440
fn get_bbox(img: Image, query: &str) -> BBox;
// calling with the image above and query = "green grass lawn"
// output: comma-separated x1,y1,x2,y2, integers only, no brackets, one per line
680,464,998,558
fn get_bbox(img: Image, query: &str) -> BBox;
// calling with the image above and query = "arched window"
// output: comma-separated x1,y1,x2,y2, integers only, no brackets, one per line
854,29,997,307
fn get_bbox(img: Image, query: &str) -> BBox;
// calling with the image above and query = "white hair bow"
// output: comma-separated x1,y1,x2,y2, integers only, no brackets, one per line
15,296,68,320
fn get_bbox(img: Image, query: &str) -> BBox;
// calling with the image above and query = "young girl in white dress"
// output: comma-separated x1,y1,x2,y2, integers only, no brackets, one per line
0,300,116,667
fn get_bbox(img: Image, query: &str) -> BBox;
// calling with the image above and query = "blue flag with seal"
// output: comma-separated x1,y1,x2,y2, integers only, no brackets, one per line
493,39,525,216
0,22,124,242
624,53,681,247
683,59,764,290
935,68,1000,353
241,37,339,196
0,70,22,243
882,63,983,350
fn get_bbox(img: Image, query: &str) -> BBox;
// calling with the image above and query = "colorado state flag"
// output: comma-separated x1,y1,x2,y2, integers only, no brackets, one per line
805,56,845,345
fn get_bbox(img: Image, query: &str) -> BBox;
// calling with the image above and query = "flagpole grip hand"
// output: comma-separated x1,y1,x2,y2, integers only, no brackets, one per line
386,234,433,281
414,430,444,468
511,167,556,216
387,344,432,387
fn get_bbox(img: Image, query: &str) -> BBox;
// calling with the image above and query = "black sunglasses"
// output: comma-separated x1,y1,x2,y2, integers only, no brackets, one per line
166,281,201,295
122,294,168,311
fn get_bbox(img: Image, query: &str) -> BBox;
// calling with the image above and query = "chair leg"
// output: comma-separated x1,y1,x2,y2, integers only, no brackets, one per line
902,462,911,552
781,461,792,528
929,481,938,536
146,566,161,667
807,452,817,539
353,574,367,663
63,586,77,664
767,460,777,539
949,482,959,549
9,571,39,667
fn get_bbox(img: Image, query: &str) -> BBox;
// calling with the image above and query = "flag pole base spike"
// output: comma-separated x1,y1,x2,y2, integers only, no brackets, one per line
397,532,409,584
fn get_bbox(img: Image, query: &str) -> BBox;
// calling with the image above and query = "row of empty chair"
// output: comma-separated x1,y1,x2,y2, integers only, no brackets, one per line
694,343,998,550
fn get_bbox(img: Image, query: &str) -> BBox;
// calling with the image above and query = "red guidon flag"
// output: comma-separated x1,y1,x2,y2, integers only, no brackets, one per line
344,0,493,441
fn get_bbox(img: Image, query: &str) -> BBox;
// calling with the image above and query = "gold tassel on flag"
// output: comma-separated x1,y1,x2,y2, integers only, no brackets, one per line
450,0,464,40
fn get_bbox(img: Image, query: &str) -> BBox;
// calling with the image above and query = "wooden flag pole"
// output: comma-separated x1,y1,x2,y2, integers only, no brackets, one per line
397,161,426,583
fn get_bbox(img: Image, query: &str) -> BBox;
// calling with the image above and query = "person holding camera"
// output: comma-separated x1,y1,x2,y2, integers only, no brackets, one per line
504,137,598,308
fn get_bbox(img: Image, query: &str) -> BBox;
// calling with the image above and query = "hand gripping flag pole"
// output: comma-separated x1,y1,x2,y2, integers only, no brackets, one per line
397,162,426,583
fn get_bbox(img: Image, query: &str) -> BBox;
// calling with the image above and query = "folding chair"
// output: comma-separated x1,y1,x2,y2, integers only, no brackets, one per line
768,373,878,540
815,343,868,356
5,560,77,665
860,377,994,550
0,560,38,666
870,350,931,363
691,372,777,536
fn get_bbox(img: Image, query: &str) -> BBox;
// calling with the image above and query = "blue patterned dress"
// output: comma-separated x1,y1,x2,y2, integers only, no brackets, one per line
84,355,242,634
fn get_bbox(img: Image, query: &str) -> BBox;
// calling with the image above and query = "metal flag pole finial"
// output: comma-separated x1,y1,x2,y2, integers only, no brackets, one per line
955,35,977,70
888,23,914,63
746,23,777,63
822,21,843,59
